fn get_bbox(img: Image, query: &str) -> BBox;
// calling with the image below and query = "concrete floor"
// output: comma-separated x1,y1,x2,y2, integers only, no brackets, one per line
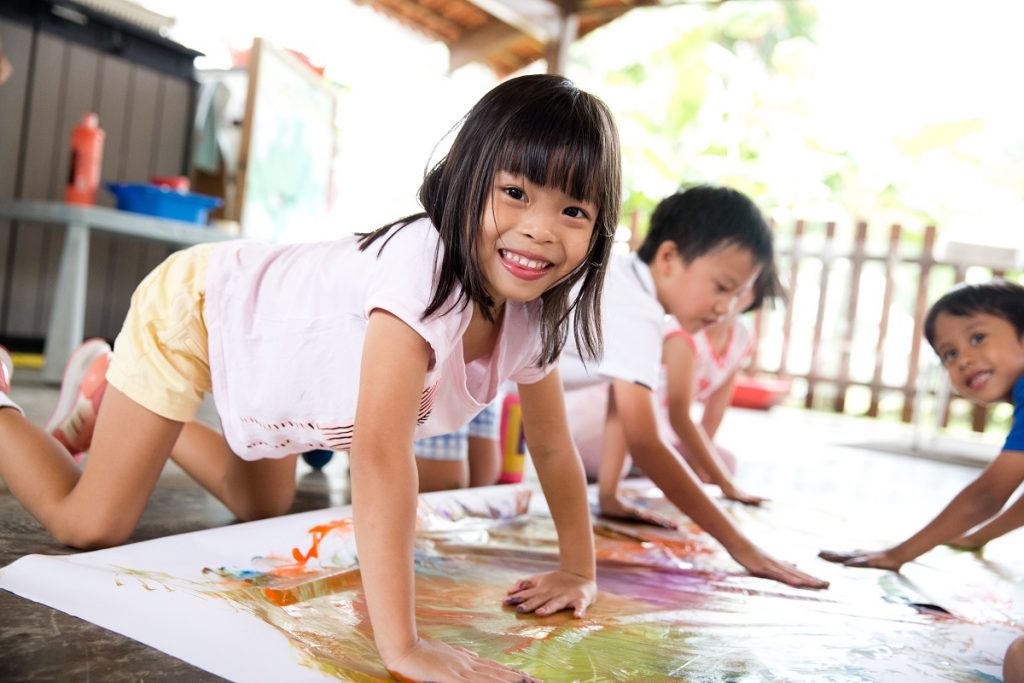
0,364,998,681
0,364,351,682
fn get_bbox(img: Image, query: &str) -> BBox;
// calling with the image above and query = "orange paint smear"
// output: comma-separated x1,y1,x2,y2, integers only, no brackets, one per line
264,519,353,578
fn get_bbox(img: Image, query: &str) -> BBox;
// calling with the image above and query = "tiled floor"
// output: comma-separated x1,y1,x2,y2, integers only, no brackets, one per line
0,364,1003,681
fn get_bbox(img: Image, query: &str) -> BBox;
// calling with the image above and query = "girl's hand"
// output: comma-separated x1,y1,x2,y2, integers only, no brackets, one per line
503,571,597,618
598,495,678,529
732,545,830,589
385,638,541,683
818,548,904,572
719,483,765,506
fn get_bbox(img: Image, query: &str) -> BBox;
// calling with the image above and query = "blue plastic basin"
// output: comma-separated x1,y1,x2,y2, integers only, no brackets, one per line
105,183,222,225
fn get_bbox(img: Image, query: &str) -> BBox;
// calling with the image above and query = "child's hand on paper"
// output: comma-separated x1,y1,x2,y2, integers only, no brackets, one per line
732,544,830,589
818,548,904,572
719,482,765,506
598,494,678,529
385,637,541,683
503,570,597,618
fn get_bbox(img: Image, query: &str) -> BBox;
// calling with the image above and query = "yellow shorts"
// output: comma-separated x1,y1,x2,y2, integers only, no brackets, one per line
106,243,216,422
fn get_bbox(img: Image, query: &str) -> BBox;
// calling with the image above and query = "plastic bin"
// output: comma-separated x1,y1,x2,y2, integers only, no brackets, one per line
105,183,222,225
730,375,793,410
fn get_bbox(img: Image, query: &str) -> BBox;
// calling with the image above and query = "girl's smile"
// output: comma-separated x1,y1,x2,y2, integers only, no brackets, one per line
481,171,597,306
499,248,555,280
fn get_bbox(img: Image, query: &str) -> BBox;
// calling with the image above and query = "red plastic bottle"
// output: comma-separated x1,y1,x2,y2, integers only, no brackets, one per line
64,113,105,205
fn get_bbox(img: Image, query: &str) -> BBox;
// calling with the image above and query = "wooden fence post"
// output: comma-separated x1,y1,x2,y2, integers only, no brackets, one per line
868,224,901,417
806,221,836,409
835,222,867,412
778,220,804,376
902,225,936,423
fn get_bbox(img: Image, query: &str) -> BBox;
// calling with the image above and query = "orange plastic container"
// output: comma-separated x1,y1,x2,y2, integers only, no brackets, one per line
498,393,526,484
64,113,105,205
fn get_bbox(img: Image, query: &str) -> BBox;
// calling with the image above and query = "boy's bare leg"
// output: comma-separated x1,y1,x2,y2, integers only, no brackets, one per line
169,422,298,520
0,386,182,548
467,435,501,487
1006,636,1024,683
414,456,468,492
596,389,677,529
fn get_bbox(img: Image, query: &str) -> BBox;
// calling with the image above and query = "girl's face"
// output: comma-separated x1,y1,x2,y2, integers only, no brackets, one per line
478,171,598,308
933,311,1024,404
653,242,761,334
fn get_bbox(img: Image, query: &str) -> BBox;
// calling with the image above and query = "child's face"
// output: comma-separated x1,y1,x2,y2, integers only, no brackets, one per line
653,242,761,334
933,311,1024,404
479,171,597,307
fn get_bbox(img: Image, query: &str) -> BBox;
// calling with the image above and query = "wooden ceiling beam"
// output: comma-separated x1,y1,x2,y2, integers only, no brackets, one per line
447,21,525,72
460,0,564,43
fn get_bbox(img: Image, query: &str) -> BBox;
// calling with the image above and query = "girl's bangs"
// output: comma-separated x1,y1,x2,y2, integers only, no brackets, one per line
495,121,610,204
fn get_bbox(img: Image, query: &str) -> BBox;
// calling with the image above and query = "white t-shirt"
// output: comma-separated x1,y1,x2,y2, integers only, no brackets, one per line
559,252,665,392
204,218,551,460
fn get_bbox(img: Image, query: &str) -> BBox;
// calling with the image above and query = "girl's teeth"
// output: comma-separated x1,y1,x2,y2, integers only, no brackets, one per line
504,251,547,270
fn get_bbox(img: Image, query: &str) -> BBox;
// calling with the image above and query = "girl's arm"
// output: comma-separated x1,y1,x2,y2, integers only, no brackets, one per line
699,370,736,441
663,337,760,505
820,450,1024,571
948,490,1024,549
611,378,827,589
510,369,597,616
352,311,535,682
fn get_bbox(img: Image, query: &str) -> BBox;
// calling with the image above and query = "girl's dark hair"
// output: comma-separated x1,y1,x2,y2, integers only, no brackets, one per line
359,74,621,365
924,280,1024,350
636,185,774,268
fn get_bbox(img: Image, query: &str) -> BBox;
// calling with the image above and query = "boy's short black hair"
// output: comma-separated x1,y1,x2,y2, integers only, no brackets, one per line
636,185,774,268
744,259,786,313
924,280,1024,350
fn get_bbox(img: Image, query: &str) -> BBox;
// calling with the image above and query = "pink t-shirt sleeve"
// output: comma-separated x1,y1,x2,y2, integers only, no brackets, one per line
361,220,464,369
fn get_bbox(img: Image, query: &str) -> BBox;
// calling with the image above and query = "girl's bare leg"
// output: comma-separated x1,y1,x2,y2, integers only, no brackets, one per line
0,386,182,549
169,422,298,520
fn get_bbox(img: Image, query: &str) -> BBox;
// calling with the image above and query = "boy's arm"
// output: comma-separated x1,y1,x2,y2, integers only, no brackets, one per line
949,490,1024,549
821,449,1024,570
513,369,597,615
663,338,761,505
612,378,827,588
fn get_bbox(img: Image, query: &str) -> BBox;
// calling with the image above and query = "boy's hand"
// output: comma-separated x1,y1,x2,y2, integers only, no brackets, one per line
732,545,830,589
818,548,905,572
719,483,765,506
385,637,541,683
598,495,678,529
503,571,597,618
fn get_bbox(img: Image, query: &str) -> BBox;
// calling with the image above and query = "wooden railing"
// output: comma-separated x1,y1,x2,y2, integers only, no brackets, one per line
746,220,1021,435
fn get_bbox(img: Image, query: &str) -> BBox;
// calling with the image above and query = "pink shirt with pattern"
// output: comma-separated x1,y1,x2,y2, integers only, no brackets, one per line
204,218,551,460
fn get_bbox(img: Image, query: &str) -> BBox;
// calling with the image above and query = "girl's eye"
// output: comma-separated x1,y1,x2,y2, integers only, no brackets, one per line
941,349,957,364
970,333,985,345
716,283,730,294
563,206,590,219
504,187,525,201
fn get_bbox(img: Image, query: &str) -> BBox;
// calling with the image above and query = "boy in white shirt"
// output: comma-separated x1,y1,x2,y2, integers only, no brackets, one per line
561,185,827,589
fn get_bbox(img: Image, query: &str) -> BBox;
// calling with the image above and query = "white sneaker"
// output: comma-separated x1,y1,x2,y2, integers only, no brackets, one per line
46,338,112,455
0,345,12,396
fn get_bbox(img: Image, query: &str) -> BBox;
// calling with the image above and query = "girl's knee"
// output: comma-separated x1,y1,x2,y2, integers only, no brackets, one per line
233,492,294,522
52,515,133,550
